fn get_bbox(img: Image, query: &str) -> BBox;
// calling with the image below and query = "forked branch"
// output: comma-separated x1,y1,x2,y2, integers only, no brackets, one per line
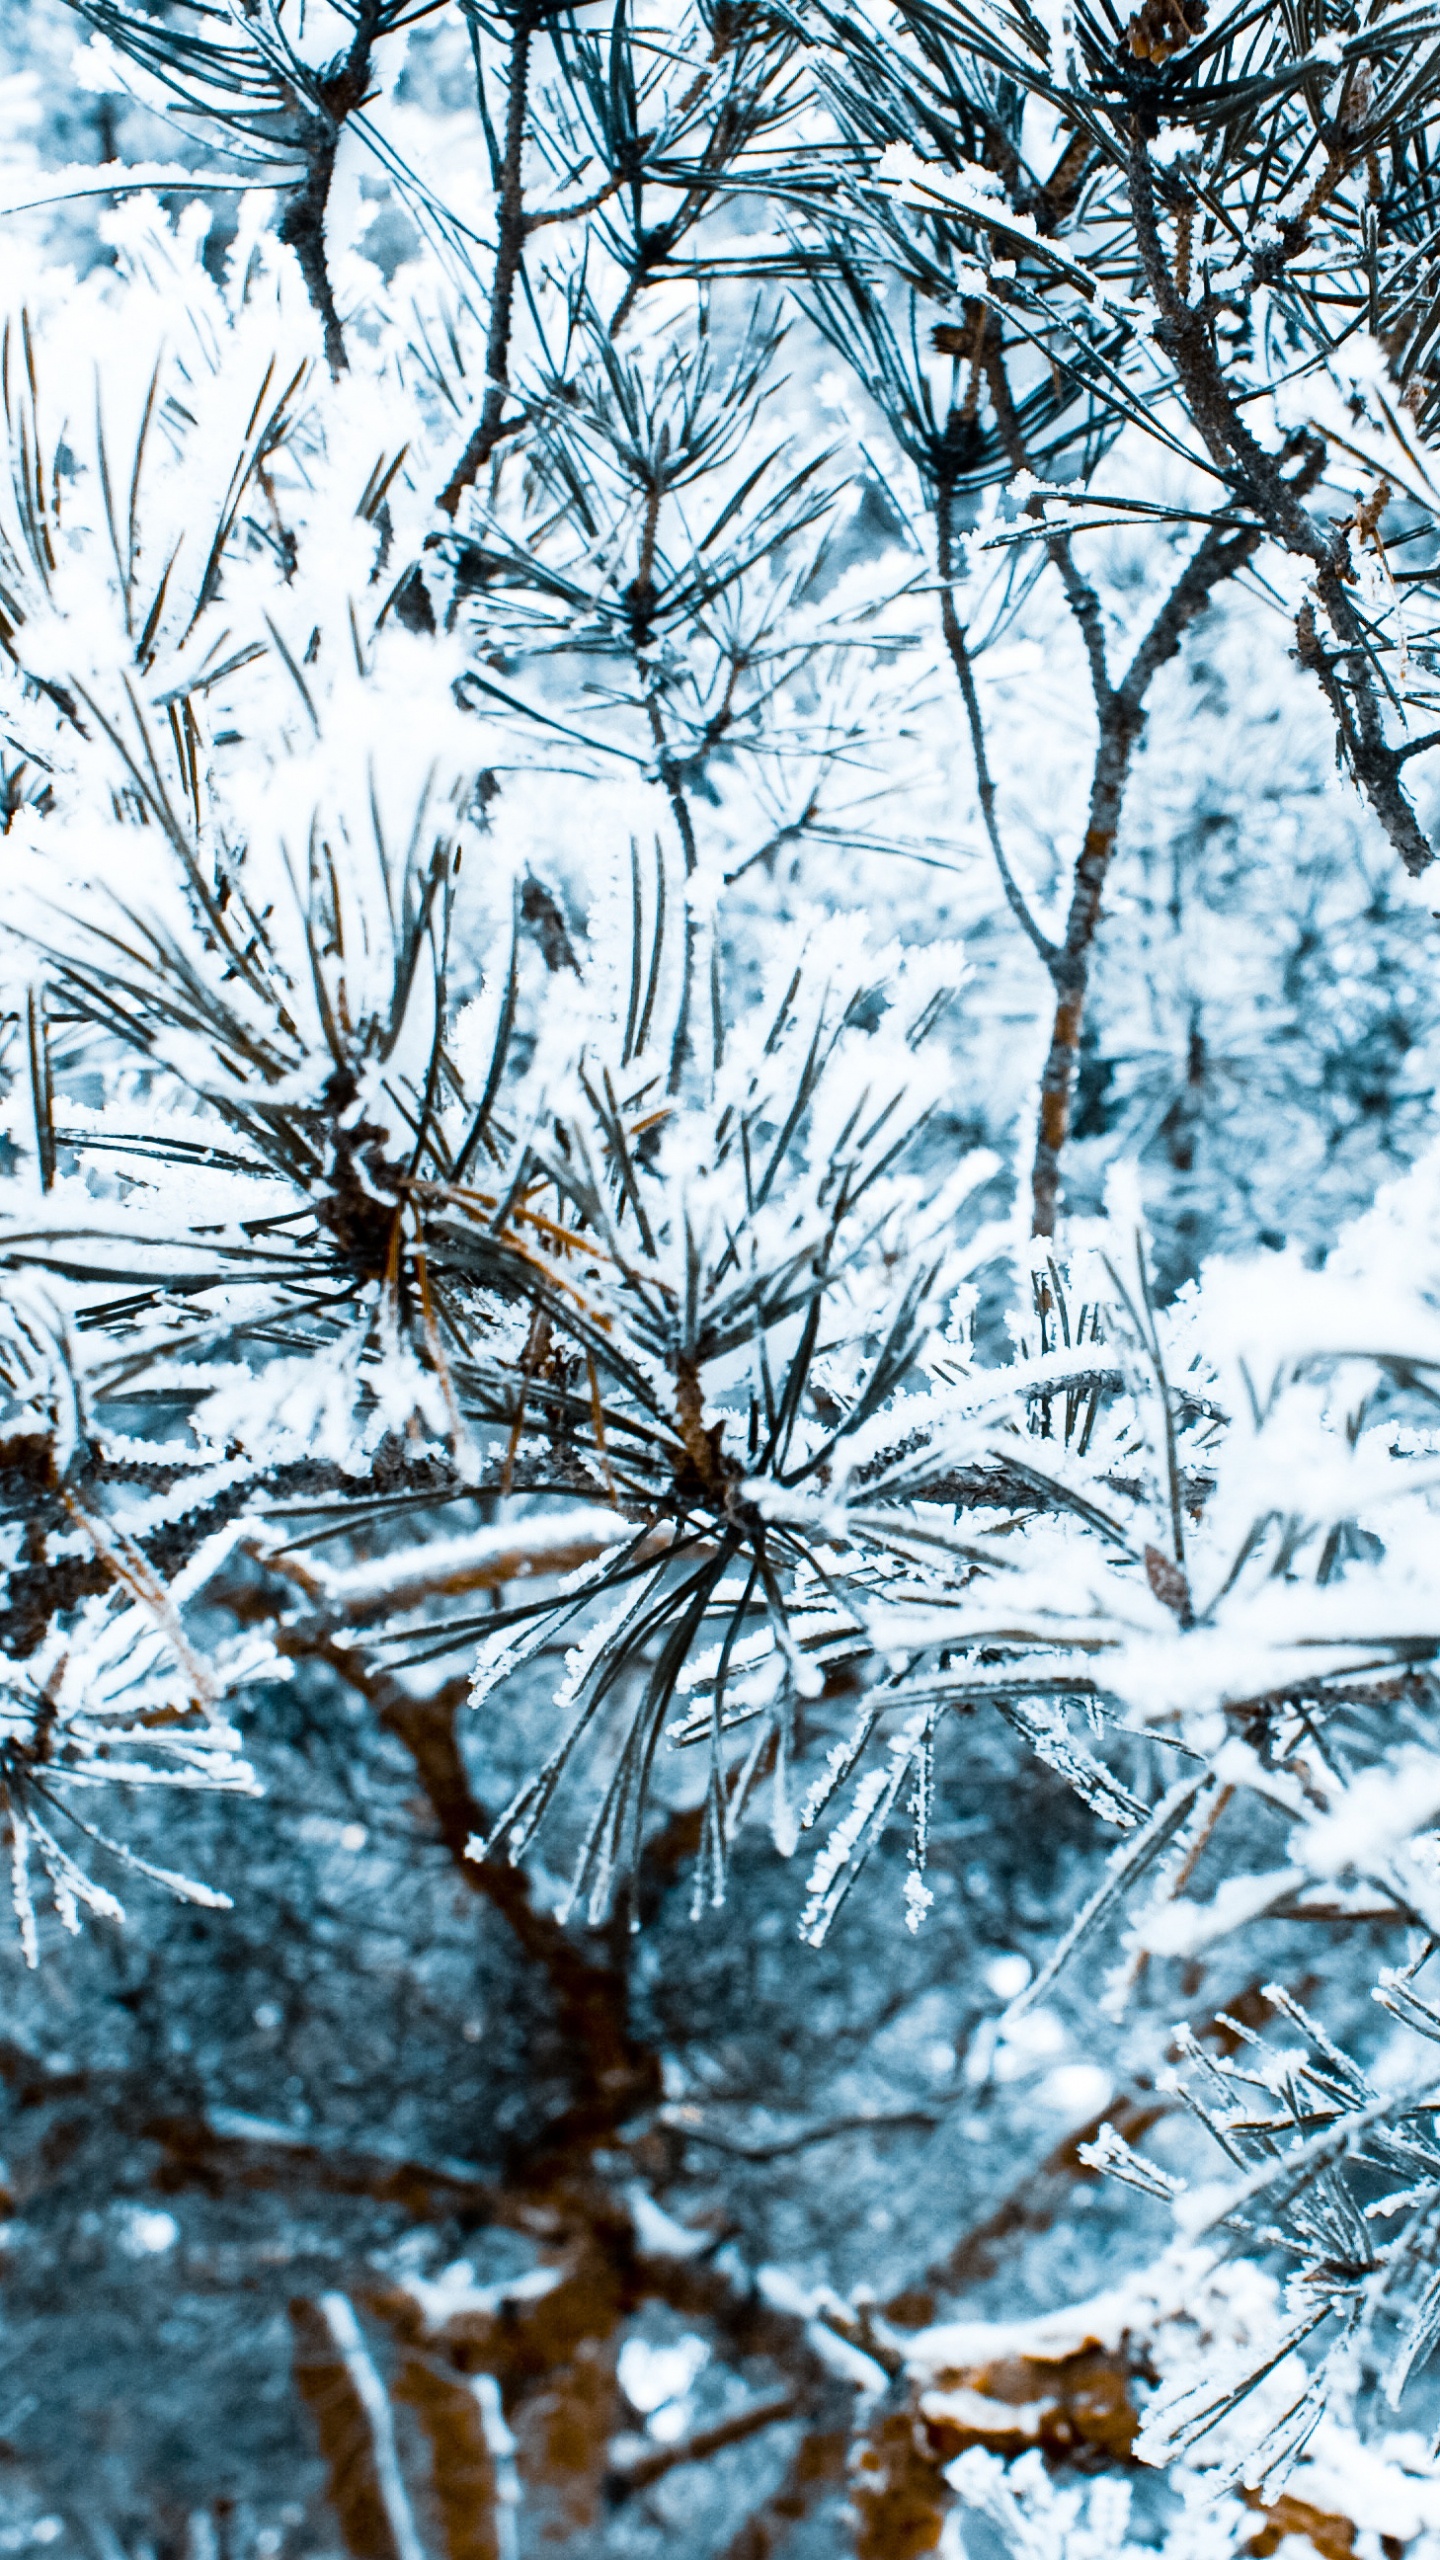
937,328,1266,1234
1030,512,1264,1236
1126,124,1433,878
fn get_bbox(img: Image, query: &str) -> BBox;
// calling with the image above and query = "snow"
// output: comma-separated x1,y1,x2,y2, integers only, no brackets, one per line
6,2,1440,2538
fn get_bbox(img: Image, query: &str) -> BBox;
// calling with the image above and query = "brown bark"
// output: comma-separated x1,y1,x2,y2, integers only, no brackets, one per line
1025,494,1280,1235
438,17,534,518
1126,125,1432,877
279,5,384,377
267,1625,662,2159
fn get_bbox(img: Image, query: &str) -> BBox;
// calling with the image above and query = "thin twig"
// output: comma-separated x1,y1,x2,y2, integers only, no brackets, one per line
439,10,535,516
936,475,1057,966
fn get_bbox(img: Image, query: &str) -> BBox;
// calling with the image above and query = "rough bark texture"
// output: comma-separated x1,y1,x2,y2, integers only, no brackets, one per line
438,17,535,517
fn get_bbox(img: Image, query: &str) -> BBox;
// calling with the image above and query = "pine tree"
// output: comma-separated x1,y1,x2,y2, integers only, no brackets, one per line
5,2,1440,2553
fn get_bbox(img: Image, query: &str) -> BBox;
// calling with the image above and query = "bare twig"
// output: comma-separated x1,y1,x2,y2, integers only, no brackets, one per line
1029,512,1266,1237
279,3,386,377
936,475,1057,966
608,2392,798,2495
1126,124,1433,878
439,9,536,516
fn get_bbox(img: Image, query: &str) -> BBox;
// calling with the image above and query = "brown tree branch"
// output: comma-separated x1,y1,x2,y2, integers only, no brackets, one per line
439,13,536,518
1029,512,1264,1236
981,327,1113,707
227,1604,663,2162
279,4,385,378
987,317,1270,1235
936,474,1058,967
966,321,1337,1231
1126,124,1433,877
661,2102,945,2161
608,2391,798,2495
392,2348,509,2560
145,2109,497,2220
291,2292,429,2560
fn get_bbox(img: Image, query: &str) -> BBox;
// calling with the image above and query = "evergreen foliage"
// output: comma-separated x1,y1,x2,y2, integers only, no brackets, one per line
8,1,1440,2552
